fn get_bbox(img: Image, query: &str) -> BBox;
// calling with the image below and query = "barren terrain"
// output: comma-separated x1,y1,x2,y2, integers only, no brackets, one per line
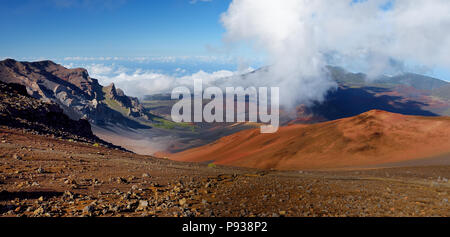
1,127,449,217
170,110,450,170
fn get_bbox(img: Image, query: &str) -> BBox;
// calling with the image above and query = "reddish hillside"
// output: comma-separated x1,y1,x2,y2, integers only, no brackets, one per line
169,110,450,170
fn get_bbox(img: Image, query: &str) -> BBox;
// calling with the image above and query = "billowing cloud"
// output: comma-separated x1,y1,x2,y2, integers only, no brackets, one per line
220,0,450,107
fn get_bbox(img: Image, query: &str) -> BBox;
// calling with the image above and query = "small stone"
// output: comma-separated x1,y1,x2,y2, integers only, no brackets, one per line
13,154,21,160
83,205,94,214
63,191,74,200
31,182,39,186
117,177,127,184
64,179,76,185
38,196,44,202
33,207,44,216
142,173,150,178
93,179,100,185
138,200,149,210
37,167,45,174
179,198,187,206
122,193,130,200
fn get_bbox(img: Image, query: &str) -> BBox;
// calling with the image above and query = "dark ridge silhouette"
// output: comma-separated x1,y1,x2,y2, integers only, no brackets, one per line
310,86,438,120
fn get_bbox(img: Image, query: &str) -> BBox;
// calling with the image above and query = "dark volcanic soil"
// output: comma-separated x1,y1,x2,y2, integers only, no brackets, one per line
0,127,449,217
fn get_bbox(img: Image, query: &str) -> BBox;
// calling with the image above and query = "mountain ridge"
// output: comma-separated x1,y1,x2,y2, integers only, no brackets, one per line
169,110,450,170
2,58,450,156
0,80,119,147
0,59,150,127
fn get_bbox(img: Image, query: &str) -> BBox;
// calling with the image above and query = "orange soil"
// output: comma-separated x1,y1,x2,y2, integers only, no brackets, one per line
169,110,450,170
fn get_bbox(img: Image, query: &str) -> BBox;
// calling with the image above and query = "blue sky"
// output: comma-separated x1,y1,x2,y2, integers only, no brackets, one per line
0,0,233,58
0,0,449,82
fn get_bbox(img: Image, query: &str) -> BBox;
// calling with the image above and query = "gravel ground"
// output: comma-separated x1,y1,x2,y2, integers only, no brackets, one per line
0,127,449,217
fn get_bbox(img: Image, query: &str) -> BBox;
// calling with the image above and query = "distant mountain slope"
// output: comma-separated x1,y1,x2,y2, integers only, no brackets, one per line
293,66,450,122
0,59,149,127
327,66,449,91
377,73,448,90
170,110,450,170
433,84,450,100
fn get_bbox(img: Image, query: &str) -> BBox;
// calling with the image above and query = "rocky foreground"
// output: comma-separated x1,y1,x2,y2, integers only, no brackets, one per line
0,127,449,217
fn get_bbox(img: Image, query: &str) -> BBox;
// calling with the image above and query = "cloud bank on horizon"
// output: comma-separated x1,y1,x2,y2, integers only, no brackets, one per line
66,61,255,98
220,0,450,107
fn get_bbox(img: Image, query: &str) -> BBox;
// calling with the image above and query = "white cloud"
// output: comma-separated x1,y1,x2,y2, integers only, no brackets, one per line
175,68,187,74
85,63,116,75
221,0,450,107
84,63,252,98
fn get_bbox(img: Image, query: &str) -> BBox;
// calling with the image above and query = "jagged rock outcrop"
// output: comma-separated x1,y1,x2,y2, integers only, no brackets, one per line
0,81,110,144
103,83,148,119
0,59,149,125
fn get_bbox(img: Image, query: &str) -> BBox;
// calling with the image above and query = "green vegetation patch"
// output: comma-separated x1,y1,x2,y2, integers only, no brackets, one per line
102,87,130,116
152,117,195,131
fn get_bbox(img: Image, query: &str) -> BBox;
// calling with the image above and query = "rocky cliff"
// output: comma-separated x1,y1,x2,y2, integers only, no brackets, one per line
0,59,149,126
0,81,111,145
